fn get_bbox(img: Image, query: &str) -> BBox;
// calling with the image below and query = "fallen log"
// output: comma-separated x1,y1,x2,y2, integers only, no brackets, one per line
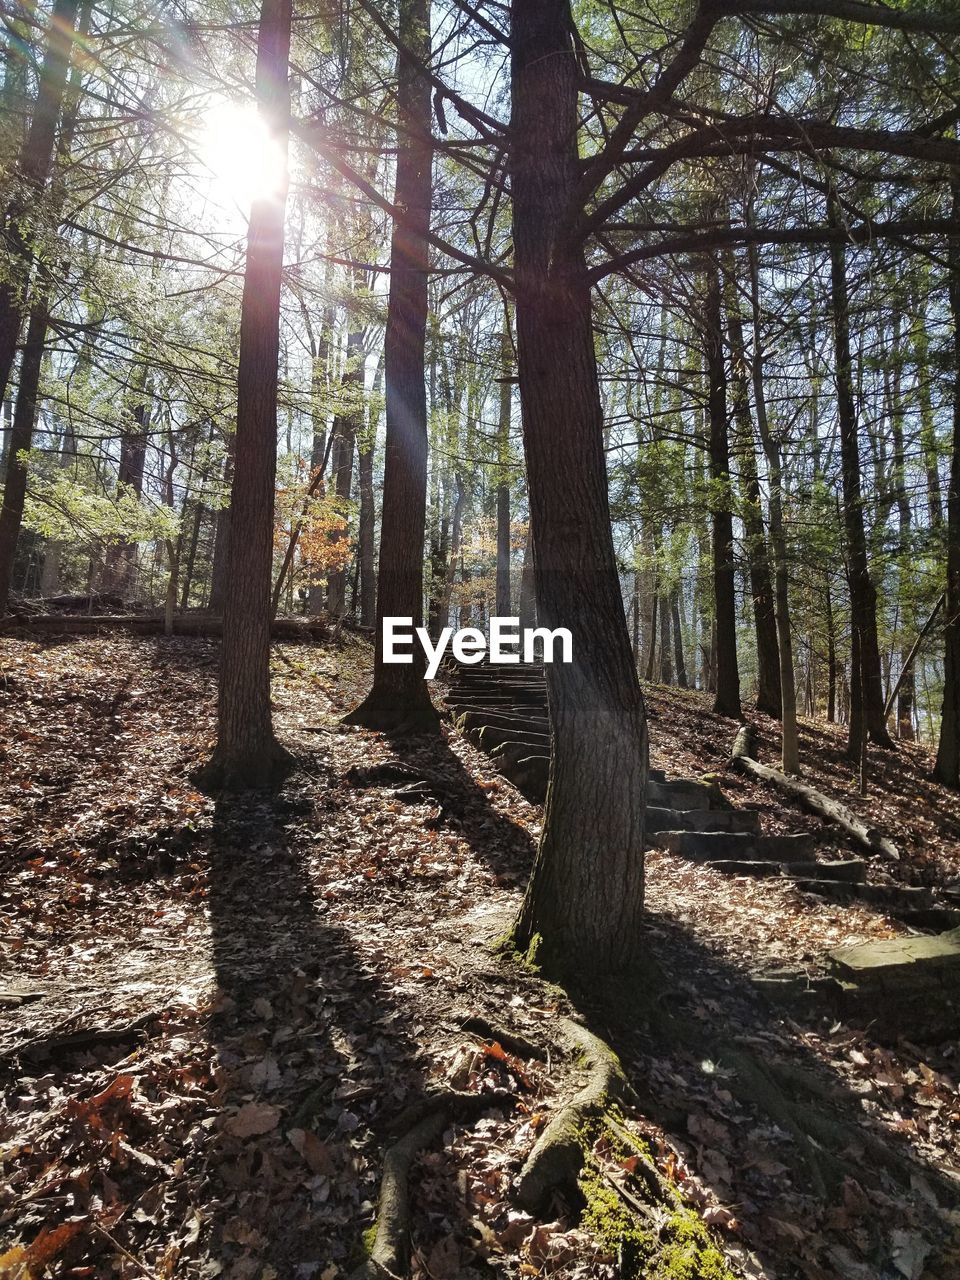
730,726,900,862
0,612,329,642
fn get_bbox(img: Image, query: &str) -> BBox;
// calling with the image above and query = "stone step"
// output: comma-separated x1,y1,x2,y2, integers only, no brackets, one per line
474,725,550,755
706,860,783,878
650,831,816,861
648,779,718,811
792,881,935,910
645,806,760,835
500,754,549,801
781,859,867,883
457,709,550,735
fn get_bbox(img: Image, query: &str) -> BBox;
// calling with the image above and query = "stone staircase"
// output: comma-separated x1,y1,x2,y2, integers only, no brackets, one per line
445,661,954,926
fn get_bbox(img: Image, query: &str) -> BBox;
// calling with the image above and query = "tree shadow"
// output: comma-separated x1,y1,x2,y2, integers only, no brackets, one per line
569,909,960,1279
204,766,426,1278
372,725,539,891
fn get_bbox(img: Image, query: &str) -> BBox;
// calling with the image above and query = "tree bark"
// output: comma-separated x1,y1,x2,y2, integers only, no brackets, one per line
196,0,294,790
510,0,646,976
343,0,438,732
704,260,741,718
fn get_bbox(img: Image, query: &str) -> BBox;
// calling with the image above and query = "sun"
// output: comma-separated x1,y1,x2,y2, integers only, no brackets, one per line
194,100,287,214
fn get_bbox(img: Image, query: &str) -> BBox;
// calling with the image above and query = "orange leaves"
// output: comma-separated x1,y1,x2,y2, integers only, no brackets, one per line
0,1222,85,1279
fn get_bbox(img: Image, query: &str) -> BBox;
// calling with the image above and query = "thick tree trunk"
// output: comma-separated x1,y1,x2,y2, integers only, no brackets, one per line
828,195,892,753
704,261,741,719
343,0,438,732
0,300,47,610
196,0,294,790
0,0,80,404
936,185,960,787
510,0,646,976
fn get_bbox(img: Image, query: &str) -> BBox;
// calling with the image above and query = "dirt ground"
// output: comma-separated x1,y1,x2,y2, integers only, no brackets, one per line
1,633,959,1279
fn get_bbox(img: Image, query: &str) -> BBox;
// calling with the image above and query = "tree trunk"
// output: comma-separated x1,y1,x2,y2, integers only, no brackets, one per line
495,320,513,617
357,424,377,629
658,591,672,684
828,194,892,752
518,524,536,630
726,279,781,716
326,325,363,616
101,370,150,596
0,0,80,404
196,0,294,789
936,184,960,787
0,300,48,610
704,260,741,719
672,590,688,688
510,0,646,977
343,0,438,732
208,449,233,614
747,235,799,771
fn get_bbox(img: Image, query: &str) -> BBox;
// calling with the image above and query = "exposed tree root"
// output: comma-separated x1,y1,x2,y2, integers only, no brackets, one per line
514,1018,634,1212
347,1088,517,1280
192,740,296,793
341,689,440,736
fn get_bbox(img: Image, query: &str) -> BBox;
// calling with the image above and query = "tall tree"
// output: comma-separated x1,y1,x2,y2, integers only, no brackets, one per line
197,0,294,789
345,0,438,732
704,259,741,719
510,0,647,976
0,0,81,405
828,193,893,753
935,184,960,787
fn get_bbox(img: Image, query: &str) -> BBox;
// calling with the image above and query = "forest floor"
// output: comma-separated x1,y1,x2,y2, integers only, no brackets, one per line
1,631,960,1280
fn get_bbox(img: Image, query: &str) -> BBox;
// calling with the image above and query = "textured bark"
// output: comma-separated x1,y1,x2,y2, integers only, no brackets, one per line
936,185,960,787
510,0,646,976
704,261,741,719
197,0,294,789
828,195,892,752
0,0,80,404
343,0,438,732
